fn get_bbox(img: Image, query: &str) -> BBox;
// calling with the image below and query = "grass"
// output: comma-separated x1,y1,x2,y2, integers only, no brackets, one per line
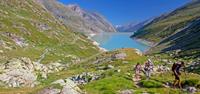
140,80,163,88
0,0,100,64
83,75,135,94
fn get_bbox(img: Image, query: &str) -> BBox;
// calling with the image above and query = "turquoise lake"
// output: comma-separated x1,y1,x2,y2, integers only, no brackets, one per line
91,33,150,52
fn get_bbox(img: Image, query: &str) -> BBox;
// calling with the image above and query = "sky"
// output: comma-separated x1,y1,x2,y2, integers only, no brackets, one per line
58,0,190,25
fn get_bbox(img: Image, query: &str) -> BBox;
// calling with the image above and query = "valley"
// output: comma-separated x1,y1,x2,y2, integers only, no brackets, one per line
0,0,200,94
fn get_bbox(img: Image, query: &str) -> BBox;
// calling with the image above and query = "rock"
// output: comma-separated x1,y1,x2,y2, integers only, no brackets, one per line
51,79,81,94
135,49,143,56
187,87,197,94
156,65,170,72
0,40,6,46
69,72,101,85
115,53,126,59
0,50,3,53
122,61,129,64
41,72,47,79
107,65,114,69
0,57,67,87
38,87,60,94
52,79,66,86
119,89,133,94
0,58,38,87
60,85,80,94
113,53,127,60
115,69,121,72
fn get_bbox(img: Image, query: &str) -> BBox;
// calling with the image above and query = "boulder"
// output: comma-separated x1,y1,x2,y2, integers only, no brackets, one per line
0,57,67,87
0,58,37,87
119,89,133,94
122,61,129,64
60,85,80,94
69,72,102,85
187,87,197,94
135,49,143,56
38,87,60,94
113,53,127,60
107,65,114,69
51,79,81,94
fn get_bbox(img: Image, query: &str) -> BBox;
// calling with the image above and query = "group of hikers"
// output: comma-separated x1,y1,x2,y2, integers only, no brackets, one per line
134,59,185,89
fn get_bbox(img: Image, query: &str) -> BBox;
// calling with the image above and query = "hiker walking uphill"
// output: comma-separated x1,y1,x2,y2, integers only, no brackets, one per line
172,61,185,89
133,63,142,81
144,59,154,80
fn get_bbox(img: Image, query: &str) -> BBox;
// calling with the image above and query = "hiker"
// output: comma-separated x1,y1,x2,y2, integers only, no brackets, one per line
144,59,154,80
134,63,142,81
172,61,185,89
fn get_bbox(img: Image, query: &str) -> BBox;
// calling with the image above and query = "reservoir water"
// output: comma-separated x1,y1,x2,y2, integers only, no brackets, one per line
91,32,149,52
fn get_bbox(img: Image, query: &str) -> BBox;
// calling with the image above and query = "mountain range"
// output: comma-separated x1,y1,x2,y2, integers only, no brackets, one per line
37,0,116,36
116,19,153,32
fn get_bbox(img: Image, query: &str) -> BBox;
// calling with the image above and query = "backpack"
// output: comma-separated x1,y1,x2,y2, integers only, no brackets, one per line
171,63,177,71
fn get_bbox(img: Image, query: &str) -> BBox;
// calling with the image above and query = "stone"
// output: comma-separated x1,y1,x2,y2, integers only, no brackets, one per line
0,50,3,53
119,89,133,94
37,87,60,94
187,87,197,94
122,61,129,64
135,49,143,56
107,65,114,69
115,69,121,72
114,53,127,60
60,85,80,94
51,79,81,94
0,57,67,88
69,72,102,85
52,79,66,86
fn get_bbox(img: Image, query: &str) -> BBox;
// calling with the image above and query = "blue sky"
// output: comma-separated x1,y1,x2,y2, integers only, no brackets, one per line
58,0,190,25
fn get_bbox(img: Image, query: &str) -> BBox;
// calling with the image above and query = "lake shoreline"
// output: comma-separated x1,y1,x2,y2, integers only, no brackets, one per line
133,38,154,47
90,32,150,52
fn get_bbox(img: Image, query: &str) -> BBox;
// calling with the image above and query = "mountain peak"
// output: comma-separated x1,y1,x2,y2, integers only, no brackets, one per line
38,0,116,34
66,4,82,12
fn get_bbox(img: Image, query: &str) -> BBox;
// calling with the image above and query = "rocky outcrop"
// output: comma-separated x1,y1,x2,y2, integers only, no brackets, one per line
69,72,102,85
186,86,197,94
2,32,28,47
39,78,82,94
37,87,61,94
187,61,200,74
112,52,127,60
118,89,134,94
0,58,37,87
116,19,153,32
0,57,68,87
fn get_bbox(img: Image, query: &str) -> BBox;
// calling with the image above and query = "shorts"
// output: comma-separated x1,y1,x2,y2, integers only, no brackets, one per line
175,73,180,80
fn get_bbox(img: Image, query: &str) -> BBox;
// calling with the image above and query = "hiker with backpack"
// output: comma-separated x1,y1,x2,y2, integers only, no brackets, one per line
171,61,185,89
134,63,142,81
144,59,154,80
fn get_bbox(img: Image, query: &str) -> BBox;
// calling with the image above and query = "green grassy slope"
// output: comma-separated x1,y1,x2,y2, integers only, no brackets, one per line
150,18,200,59
0,0,100,64
0,48,200,94
132,0,200,43
132,0,200,59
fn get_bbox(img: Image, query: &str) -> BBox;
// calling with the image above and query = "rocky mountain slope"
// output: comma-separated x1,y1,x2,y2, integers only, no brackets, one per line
116,19,152,32
0,0,103,91
132,0,200,59
0,0,101,64
37,0,116,36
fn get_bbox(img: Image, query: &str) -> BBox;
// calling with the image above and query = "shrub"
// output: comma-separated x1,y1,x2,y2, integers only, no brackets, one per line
140,80,163,88
197,84,200,89
182,79,199,86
